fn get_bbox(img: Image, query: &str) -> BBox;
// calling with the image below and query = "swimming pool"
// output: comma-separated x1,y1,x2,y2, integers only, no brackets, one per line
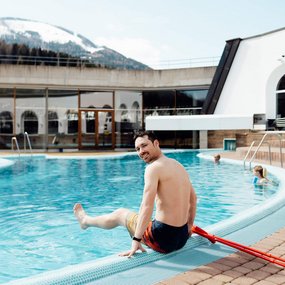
0,151,280,283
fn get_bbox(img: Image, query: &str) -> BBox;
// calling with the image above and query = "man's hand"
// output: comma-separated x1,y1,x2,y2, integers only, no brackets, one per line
119,240,146,258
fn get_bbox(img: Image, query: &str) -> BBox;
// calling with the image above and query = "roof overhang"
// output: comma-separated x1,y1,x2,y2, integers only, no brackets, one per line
146,114,253,131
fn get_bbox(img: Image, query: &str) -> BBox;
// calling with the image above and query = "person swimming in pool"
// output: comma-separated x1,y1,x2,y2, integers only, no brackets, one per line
252,165,269,185
74,130,197,257
214,154,221,164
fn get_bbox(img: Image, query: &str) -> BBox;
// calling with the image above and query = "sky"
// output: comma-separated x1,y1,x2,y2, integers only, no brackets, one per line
1,0,285,69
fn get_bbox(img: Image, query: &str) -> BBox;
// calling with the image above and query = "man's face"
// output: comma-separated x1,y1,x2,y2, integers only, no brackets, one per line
135,135,158,163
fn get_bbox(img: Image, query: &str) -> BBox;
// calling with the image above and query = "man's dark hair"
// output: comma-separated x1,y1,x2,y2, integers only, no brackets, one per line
133,130,158,143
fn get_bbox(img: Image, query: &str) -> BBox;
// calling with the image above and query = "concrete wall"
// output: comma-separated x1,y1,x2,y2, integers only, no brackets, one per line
0,65,216,90
214,28,285,119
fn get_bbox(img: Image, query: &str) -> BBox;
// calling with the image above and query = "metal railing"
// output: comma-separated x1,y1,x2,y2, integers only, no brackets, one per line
244,132,284,169
0,54,99,67
143,107,202,117
11,132,33,155
150,56,220,69
24,132,33,154
11,136,20,156
0,54,220,69
243,141,255,169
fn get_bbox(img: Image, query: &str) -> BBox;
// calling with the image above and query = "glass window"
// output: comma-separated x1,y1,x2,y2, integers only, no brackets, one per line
143,90,175,116
21,110,38,134
0,88,14,149
115,91,142,147
66,110,78,134
16,89,45,149
0,111,13,134
48,89,78,148
119,103,128,121
153,130,199,149
176,90,207,115
80,91,113,109
86,111,95,133
131,101,141,130
48,111,59,134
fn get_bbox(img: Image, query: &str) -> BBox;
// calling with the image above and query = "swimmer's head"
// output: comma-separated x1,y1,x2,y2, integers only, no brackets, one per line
214,154,221,163
253,165,267,178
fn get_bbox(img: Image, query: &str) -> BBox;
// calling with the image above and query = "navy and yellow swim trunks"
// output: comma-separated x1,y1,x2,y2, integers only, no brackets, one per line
126,212,189,253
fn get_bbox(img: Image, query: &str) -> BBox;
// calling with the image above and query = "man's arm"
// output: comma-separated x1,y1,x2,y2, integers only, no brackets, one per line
188,181,197,236
120,165,158,257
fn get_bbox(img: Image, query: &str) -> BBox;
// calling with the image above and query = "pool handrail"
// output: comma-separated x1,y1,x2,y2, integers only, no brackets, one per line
24,132,33,154
243,141,255,169
11,137,20,156
248,132,283,169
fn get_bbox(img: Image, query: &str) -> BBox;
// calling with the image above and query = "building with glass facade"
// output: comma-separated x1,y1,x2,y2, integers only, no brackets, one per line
3,27,284,153
0,65,215,150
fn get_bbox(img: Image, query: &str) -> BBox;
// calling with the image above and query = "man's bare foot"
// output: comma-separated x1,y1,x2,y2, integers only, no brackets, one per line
73,203,88,230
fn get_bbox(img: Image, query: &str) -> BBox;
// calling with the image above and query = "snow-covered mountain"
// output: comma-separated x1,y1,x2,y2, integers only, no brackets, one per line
0,17,150,70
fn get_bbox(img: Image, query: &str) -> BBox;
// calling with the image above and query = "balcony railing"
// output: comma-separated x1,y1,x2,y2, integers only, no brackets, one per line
0,54,97,67
144,107,202,117
0,54,220,69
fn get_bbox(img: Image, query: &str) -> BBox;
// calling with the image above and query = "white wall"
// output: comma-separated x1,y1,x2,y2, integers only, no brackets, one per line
214,29,285,119
146,115,253,131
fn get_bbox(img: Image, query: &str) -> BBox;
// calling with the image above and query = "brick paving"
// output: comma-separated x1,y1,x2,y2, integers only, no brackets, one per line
155,228,285,285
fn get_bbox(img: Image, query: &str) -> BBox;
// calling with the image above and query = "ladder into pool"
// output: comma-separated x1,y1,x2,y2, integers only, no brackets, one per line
243,132,284,170
11,132,33,156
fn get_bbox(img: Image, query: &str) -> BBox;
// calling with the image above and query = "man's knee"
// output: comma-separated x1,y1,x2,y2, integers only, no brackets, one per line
113,208,131,225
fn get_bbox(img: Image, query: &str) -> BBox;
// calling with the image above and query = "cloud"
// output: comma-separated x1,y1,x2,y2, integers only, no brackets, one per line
93,37,161,68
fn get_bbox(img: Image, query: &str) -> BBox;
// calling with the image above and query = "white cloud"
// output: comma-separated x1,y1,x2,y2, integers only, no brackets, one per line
93,37,161,68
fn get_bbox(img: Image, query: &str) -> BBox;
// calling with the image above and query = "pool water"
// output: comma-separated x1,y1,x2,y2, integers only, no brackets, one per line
0,151,279,283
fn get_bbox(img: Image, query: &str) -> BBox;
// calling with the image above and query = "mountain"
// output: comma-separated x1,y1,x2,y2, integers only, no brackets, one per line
0,17,150,70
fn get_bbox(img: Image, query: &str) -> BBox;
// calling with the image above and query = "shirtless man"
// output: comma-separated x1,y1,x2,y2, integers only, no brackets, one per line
74,131,197,257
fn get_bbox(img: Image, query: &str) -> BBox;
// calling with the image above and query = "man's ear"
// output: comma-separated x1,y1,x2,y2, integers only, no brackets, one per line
154,139,159,148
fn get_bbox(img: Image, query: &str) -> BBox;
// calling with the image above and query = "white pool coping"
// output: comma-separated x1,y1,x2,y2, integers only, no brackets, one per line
2,151,285,285
0,158,14,168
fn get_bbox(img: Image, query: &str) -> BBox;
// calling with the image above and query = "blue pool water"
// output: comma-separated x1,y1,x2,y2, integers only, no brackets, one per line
0,151,280,283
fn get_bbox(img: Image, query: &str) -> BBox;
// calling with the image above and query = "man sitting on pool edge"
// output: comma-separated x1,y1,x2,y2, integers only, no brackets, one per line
74,130,197,257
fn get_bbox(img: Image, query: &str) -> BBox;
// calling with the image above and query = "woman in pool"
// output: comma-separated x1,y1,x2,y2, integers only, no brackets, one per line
252,165,269,185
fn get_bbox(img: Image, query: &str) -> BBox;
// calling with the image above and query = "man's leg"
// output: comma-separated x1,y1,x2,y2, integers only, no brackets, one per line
73,203,131,230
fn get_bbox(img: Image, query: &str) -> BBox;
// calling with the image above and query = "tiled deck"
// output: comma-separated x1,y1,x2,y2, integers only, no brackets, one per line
156,227,285,285
156,150,285,285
